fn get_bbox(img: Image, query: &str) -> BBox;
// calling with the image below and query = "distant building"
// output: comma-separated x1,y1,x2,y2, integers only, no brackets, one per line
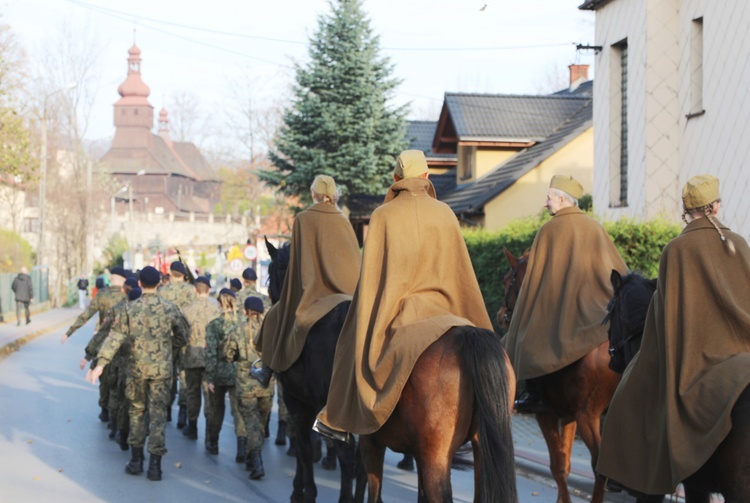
97,44,220,217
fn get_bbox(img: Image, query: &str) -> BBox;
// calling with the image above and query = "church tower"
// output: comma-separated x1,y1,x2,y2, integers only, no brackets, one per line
112,44,154,148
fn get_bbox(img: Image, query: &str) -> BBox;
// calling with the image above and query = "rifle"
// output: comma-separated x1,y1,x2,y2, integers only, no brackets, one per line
175,248,196,285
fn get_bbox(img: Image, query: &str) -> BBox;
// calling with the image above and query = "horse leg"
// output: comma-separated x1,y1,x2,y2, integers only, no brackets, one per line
683,487,710,503
575,413,604,503
291,414,318,503
536,411,574,503
334,437,355,503
359,434,385,503
415,453,452,503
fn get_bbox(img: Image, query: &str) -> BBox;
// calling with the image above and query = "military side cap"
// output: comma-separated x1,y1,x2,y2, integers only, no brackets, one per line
311,175,337,197
170,261,187,275
242,267,257,280
550,175,584,199
139,266,161,287
195,276,211,287
219,287,236,298
682,174,720,209
110,266,127,278
128,287,142,301
230,278,242,290
244,296,264,314
124,277,139,289
394,150,428,179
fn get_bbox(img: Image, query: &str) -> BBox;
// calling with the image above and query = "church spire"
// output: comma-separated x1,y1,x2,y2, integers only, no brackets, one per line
112,43,154,149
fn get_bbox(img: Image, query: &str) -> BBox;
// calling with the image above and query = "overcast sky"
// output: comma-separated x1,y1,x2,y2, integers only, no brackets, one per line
5,0,595,141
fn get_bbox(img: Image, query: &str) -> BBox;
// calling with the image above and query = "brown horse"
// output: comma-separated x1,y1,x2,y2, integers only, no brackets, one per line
499,247,621,503
355,326,518,503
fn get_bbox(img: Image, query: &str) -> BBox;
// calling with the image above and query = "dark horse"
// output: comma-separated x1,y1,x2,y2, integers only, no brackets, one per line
265,237,356,503
606,270,750,503
498,247,621,503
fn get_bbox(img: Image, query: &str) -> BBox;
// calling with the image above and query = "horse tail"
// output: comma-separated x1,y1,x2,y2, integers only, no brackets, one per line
457,327,518,503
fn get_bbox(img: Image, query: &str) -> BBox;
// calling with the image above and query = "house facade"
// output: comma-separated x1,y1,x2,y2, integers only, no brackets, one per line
580,0,750,235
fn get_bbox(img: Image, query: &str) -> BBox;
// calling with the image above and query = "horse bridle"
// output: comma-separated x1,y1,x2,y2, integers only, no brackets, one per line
502,256,528,325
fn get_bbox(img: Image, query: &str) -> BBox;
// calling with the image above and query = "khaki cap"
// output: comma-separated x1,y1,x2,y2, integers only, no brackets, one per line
394,150,428,179
311,175,337,198
549,175,584,199
682,174,720,209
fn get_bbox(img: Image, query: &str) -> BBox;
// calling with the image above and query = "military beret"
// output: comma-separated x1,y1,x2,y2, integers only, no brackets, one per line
242,268,257,281
139,266,161,287
549,175,584,200
230,278,243,291
110,266,128,278
682,174,720,209
244,296,264,314
124,277,139,289
394,150,428,179
170,261,187,275
219,287,236,298
195,276,210,287
128,287,142,301
311,174,337,198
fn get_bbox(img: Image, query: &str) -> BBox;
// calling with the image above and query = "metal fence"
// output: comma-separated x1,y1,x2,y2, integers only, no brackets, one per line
0,268,50,316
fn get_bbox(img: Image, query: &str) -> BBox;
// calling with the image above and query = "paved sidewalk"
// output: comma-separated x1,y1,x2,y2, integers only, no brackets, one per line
0,307,80,361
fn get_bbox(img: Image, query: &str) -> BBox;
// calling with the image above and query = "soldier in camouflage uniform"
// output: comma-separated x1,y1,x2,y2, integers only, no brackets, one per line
223,296,274,479
63,266,128,423
80,276,139,444
87,266,189,482
180,276,221,440
204,288,246,457
158,261,195,427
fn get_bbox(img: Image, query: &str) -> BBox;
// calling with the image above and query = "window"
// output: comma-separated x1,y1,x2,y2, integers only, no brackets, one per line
610,39,629,208
689,17,704,117
24,217,40,233
459,145,475,180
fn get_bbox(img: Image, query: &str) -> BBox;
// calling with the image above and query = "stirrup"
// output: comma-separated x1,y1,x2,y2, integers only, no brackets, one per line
312,419,350,443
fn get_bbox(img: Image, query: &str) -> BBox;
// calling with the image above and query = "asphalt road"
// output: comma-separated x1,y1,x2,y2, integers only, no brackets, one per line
0,316,592,502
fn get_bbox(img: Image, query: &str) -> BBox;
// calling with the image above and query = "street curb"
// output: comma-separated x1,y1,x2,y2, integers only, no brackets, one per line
0,314,78,363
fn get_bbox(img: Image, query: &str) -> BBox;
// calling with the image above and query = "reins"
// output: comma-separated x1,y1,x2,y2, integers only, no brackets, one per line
502,256,528,324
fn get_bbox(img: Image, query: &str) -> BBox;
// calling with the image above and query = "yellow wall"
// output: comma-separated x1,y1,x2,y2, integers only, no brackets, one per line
479,127,594,231
475,148,518,180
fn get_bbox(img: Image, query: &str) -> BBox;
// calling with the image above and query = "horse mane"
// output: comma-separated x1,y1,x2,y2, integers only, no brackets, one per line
267,242,291,304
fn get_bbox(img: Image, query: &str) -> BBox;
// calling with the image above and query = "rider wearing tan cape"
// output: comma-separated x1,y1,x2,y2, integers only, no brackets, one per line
597,175,750,495
503,175,627,411
253,175,361,377
314,150,494,439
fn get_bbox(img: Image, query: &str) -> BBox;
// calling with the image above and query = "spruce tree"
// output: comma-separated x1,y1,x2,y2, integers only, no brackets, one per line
262,0,408,204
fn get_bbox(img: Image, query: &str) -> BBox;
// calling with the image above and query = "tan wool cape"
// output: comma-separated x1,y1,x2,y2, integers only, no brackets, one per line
318,178,493,435
597,218,750,494
256,203,361,371
503,206,627,380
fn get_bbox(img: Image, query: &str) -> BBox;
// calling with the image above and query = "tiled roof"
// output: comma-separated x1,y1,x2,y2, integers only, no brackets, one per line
406,121,456,162
444,93,590,141
172,142,219,182
440,100,593,215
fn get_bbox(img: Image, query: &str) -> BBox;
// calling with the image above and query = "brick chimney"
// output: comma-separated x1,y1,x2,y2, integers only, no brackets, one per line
568,64,589,85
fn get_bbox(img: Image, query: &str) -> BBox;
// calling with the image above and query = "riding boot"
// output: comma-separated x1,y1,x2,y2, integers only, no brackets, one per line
249,365,272,388
125,446,144,475
275,420,287,446
236,436,247,463
182,419,198,440
205,435,219,455
146,454,162,481
248,450,265,480
397,453,415,471
176,405,187,429
514,379,547,414
98,407,109,423
108,417,117,440
321,443,337,470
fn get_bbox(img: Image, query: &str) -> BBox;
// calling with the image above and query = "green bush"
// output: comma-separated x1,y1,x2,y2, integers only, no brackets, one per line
0,229,34,273
463,215,681,332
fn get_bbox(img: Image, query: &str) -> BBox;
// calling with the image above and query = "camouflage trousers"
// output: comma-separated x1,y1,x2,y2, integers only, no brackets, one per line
184,367,207,421
107,359,130,432
276,380,294,438
98,364,111,410
178,369,187,408
127,376,172,456
206,384,245,439
239,393,273,451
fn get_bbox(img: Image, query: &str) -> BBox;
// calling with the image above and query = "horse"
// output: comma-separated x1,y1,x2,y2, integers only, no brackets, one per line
499,247,621,503
265,237,357,503
605,270,750,503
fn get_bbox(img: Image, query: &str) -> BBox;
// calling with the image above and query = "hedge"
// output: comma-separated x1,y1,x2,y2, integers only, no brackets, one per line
463,214,681,332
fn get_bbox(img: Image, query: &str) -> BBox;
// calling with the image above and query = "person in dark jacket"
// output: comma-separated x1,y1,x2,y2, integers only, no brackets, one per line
11,267,33,326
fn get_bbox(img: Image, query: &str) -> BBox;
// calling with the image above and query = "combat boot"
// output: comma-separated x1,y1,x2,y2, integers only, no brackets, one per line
146,454,162,481
249,365,272,388
98,407,109,423
125,446,144,475
275,420,287,446
236,436,247,463
397,453,414,471
176,405,187,429
205,435,219,455
248,450,265,480
182,419,198,440
117,428,129,451
108,418,117,440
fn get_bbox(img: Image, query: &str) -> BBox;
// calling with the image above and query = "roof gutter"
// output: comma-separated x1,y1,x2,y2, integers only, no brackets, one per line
579,0,615,10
